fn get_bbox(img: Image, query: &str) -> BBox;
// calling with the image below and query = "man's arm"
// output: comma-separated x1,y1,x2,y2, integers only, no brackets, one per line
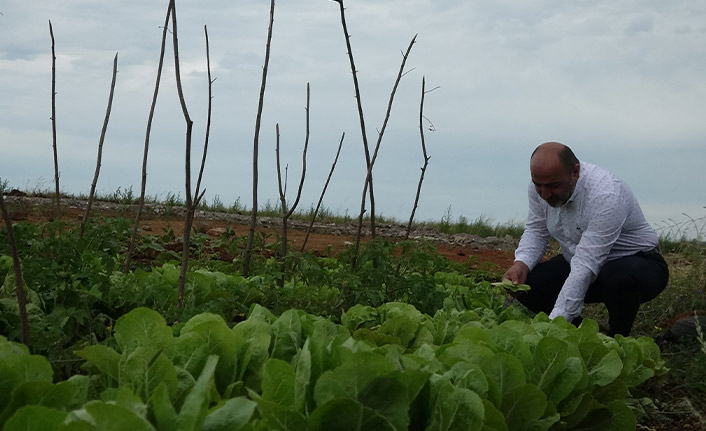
508,183,551,281
549,193,628,321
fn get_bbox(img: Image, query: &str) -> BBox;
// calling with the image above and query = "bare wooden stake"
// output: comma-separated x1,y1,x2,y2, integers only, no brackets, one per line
125,1,173,272
332,0,377,242
354,34,417,255
171,0,196,309
81,53,118,238
301,132,345,252
243,0,275,277
49,20,60,217
176,22,214,308
194,25,213,207
405,76,433,240
276,84,310,261
0,190,30,347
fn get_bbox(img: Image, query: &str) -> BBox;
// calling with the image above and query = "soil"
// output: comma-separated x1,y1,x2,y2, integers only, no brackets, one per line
2,195,517,271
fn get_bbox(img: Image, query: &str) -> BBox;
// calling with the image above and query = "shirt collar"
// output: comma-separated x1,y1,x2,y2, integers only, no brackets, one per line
563,162,584,206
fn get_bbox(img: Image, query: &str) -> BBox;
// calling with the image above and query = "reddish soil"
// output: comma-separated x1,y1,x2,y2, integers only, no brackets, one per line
130,214,514,271
6,196,516,272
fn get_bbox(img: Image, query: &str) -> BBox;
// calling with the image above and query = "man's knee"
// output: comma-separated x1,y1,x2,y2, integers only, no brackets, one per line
593,254,668,304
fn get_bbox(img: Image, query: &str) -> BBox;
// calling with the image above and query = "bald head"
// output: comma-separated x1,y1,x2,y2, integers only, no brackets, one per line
531,142,579,174
529,142,580,207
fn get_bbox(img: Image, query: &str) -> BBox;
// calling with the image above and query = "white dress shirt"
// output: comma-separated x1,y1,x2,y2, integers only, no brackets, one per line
514,161,659,322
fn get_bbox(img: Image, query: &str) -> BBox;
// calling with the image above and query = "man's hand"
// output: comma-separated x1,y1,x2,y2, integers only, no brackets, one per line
502,261,530,285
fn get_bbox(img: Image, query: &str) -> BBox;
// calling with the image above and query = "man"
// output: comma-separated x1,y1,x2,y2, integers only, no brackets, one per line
503,142,668,336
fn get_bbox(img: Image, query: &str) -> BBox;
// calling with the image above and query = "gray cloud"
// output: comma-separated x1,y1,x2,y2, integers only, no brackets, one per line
1,0,704,230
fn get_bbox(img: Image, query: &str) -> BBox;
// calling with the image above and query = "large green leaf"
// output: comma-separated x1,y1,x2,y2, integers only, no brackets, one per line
546,356,585,405
2,353,53,386
443,361,489,398
0,362,21,411
489,326,532,367
379,313,420,348
588,350,623,387
427,377,485,431
261,359,295,407
0,339,54,420
437,342,495,369
313,351,397,406
120,347,178,402
232,320,271,387
179,313,237,392
378,303,426,348
530,336,568,391
0,375,89,424
293,339,312,413
151,383,178,431
177,355,218,431
4,405,69,431
249,391,307,431
202,397,257,431
246,303,276,324
308,398,366,431
481,352,526,409
65,400,157,431
341,304,379,331
173,332,209,382
481,399,508,431
270,309,302,362
114,308,174,355
358,376,410,430
500,384,549,431
307,318,349,382
75,345,120,381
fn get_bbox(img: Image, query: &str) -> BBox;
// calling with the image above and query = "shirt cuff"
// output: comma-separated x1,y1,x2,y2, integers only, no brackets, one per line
549,307,578,323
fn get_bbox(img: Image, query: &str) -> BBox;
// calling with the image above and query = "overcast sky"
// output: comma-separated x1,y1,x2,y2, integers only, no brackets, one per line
2,1,705,238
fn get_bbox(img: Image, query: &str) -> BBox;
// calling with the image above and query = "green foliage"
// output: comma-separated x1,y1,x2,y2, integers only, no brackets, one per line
0,215,689,429
0,301,668,430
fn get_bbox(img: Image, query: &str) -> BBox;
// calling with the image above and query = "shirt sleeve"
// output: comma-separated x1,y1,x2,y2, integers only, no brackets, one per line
514,183,551,270
549,191,628,321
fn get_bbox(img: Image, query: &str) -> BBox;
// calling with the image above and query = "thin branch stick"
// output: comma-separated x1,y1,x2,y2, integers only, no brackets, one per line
171,0,195,309
301,132,345,252
81,53,118,238
275,123,286,253
125,1,172,272
193,24,213,208
49,20,60,216
0,191,30,347
243,0,275,277
406,76,430,240
354,34,417,254
276,84,311,259
332,0,377,240
276,124,285,209
286,83,310,220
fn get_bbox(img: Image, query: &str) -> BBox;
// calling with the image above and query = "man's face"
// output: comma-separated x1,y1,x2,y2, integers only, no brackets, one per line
530,156,579,207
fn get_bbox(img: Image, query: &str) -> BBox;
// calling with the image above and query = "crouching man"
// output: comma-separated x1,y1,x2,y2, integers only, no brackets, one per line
502,142,669,336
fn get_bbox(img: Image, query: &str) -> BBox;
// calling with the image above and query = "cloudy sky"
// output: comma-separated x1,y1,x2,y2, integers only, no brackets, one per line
2,1,705,237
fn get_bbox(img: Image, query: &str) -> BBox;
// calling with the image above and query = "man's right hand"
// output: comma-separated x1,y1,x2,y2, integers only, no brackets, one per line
502,261,530,285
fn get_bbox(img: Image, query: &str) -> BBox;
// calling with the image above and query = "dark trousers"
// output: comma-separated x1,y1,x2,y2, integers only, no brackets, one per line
517,250,669,336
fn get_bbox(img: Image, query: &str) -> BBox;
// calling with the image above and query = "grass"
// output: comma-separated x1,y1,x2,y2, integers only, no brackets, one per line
6,186,524,239
432,206,525,238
